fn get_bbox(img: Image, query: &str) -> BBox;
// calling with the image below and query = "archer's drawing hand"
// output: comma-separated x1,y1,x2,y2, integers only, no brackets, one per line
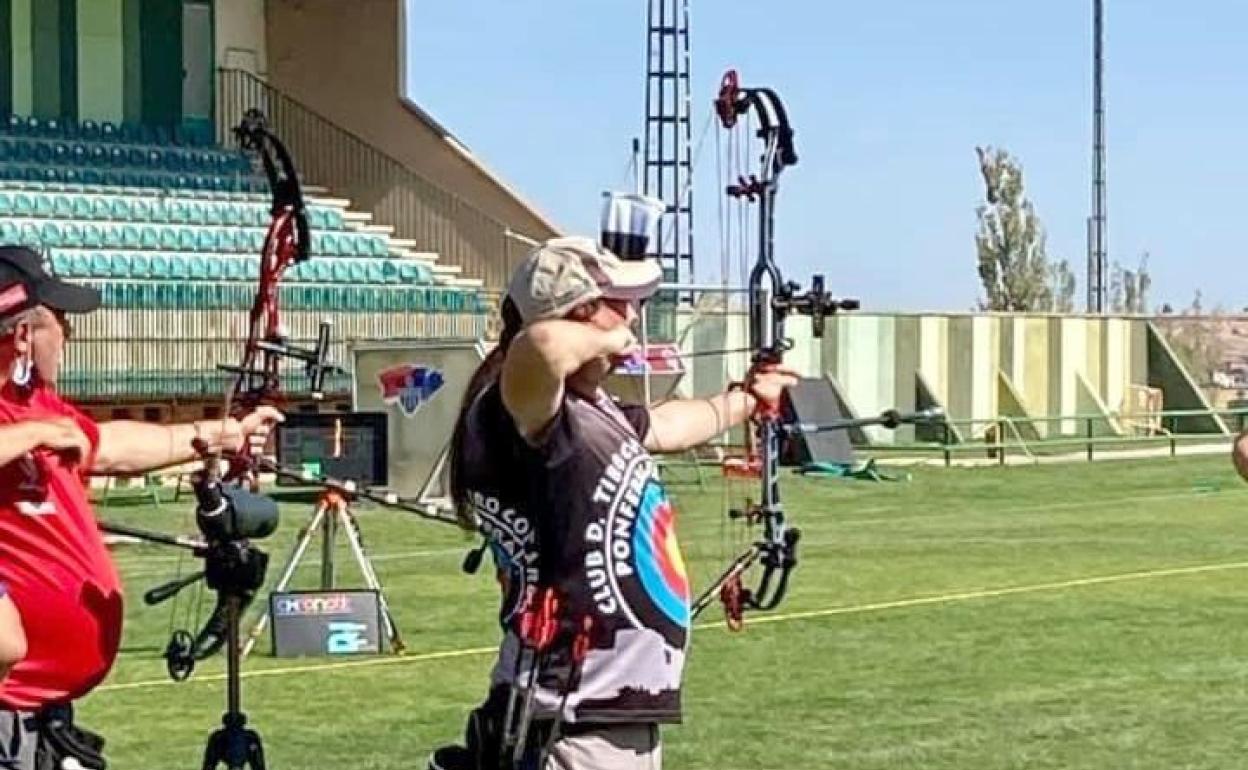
603,325,642,363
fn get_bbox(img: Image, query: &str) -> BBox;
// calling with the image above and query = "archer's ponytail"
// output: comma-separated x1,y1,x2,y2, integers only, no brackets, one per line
448,296,524,530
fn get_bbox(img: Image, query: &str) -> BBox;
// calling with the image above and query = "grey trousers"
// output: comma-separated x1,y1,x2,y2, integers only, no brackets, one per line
0,710,37,770
546,724,661,770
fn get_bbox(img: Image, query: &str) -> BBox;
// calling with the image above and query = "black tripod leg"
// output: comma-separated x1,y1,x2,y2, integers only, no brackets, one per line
201,718,266,770
245,727,266,770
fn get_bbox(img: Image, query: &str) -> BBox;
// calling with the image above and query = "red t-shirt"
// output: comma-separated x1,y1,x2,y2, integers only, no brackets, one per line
0,382,123,709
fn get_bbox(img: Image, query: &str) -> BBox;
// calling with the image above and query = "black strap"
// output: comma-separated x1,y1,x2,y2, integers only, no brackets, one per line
33,704,106,770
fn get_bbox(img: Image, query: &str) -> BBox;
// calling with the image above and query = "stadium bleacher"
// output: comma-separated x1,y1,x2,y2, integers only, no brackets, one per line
0,114,488,409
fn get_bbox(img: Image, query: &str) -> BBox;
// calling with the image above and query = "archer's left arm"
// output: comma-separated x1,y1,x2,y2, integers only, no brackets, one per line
643,365,799,453
93,407,283,476
643,390,756,453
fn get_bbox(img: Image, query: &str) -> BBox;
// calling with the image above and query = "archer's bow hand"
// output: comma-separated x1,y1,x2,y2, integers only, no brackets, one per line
744,364,800,419
222,406,285,454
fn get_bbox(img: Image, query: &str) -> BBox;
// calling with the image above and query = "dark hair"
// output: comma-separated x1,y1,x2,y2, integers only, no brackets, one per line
448,296,525,530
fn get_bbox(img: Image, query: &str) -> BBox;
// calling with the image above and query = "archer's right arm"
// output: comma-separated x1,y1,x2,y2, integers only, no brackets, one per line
0,419,90,468
501,320,636,441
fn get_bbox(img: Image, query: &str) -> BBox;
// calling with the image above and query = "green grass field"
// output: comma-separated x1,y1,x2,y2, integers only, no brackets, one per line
81,454,1248,769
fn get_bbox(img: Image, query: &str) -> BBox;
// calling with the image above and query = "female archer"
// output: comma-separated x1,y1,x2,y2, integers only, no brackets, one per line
433,236,796,770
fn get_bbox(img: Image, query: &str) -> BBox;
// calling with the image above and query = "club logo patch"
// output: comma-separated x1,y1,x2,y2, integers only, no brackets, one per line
377,364,445,417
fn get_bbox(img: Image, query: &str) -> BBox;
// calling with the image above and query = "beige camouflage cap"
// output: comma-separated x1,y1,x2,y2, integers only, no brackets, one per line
506,236,662,323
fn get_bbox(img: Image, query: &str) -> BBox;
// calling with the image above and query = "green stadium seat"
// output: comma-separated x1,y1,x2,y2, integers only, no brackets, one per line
12,193,33,216
139,226,160,250
81,225,103,249
109,253,130,278
49,252,73,275
159,226,179,251
17,224,38,247
130,254,150,277
225,257,247,280
52,194,74,219
65,223,86,247
91,197,111,220
149,254,170,278
38,222,62,247
178,228,197,251
0,193,11,216
89,253,110,278
108,198,133,223
71,195,92,219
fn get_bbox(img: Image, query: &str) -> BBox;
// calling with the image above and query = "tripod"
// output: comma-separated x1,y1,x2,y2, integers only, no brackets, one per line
203,591,266,770
242,487,405,656
105,520,273,770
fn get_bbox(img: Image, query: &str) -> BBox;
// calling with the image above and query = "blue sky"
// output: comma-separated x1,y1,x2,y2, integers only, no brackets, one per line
405,1,1248,313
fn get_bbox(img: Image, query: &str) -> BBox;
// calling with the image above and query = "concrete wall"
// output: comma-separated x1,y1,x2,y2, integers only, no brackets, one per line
662,311,1206,443
264,0,559,248
216,0,266,74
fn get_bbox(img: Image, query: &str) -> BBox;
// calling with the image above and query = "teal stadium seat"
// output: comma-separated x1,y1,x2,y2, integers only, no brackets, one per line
12,193,33,216
51,194,73,219
91,197,111,220
149,254,170,278
61,223,83,247
71,195,91,219
81,224,103,249
139,226,159,250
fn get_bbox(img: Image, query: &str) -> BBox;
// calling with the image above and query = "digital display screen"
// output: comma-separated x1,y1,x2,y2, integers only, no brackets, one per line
275,412,389,487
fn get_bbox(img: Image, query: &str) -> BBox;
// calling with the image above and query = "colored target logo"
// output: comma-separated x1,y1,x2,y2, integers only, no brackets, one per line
632,480,690,628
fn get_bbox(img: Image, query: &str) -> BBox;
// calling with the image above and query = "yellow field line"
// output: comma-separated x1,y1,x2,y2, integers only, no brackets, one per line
97,645,497,692
709,560,1248,630
98,558,1248,694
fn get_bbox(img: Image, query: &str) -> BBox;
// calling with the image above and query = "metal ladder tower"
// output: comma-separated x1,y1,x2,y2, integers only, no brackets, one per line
642,0,695,289
1087,0,1108,313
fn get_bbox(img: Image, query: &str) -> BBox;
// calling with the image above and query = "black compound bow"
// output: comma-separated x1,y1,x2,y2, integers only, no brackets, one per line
690,71,943,630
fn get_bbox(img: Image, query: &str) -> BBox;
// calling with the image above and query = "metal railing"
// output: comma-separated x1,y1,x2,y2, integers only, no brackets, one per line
863,408,1248,467
216,68,532,288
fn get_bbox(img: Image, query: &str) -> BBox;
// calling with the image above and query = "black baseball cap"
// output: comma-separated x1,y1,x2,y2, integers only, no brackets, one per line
0,245,101,322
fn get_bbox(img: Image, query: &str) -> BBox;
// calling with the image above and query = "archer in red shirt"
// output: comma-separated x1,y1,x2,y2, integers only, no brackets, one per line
0,245,280,764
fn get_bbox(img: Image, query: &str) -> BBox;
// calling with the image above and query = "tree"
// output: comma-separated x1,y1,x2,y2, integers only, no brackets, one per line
974,146,1070,311
1159,290,1227,386
1049,260,1077,313
1108,252,1152,314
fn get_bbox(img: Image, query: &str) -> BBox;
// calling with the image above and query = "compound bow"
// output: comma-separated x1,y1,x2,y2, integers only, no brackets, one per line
100,110,459,679
688,70,859,629
689,72,944,630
